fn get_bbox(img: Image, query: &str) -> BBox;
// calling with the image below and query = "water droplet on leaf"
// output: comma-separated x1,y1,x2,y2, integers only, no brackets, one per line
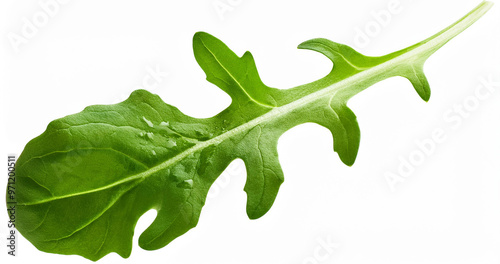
176,179,194,189
142,116,154,128
166,139,177,148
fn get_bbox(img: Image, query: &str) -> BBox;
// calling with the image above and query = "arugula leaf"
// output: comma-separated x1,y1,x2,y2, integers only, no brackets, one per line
11,2,492,261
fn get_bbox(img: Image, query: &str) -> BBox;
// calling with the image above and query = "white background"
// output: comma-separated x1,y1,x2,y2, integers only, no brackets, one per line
1,0,500,263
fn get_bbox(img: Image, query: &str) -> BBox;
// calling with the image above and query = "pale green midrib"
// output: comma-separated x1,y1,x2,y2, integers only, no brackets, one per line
22,3,489,206
199,37,274,108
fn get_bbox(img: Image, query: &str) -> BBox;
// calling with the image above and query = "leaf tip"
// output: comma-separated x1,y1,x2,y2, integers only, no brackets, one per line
414,81,431,103
297,39,314,50
192,31,217,55
482,1,495,10
247,209,265,220
338,152,357,167
297,38,330,53
193,31,211,41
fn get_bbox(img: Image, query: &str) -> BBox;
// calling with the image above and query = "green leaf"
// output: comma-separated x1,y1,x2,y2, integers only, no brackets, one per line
10,2,492,261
